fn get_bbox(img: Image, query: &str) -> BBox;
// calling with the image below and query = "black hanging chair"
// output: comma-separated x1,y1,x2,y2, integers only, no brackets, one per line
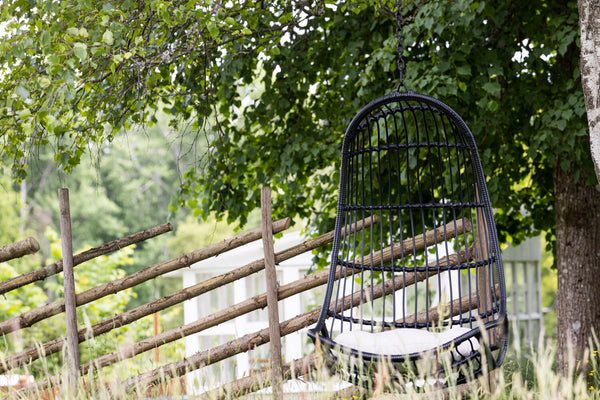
307,90,508,388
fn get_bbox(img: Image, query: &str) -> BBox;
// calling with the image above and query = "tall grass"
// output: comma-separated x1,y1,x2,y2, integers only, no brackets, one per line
2,335,600,399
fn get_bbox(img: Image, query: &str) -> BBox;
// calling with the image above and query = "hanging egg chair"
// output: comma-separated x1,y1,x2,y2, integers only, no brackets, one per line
307,90,508,388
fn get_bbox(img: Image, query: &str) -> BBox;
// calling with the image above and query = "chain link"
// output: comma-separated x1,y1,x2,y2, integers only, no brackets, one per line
395,0,408,92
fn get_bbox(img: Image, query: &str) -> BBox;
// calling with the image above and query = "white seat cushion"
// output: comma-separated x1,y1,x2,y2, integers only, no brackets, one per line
334,326,479,358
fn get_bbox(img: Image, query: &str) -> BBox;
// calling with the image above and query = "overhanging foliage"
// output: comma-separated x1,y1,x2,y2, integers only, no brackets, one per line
0,0,593,248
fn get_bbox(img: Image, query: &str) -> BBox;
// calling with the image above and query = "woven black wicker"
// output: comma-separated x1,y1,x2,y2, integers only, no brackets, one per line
307,91,507,388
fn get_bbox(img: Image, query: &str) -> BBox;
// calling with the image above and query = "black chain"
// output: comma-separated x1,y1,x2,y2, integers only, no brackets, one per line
395,0,408,92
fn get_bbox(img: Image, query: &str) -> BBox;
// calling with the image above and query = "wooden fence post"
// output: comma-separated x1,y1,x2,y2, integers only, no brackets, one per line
153,312,160,363
475,188,494,335
261,187,283,400
58,188,80,396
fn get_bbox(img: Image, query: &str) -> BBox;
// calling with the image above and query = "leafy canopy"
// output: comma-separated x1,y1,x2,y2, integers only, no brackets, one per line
0,0,592,246
1,0,299,178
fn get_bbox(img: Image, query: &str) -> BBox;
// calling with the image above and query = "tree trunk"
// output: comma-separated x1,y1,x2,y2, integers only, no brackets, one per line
555,164,600,374
578,0,600,183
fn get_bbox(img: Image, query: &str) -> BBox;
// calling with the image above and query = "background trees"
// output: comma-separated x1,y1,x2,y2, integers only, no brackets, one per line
1,0,598,373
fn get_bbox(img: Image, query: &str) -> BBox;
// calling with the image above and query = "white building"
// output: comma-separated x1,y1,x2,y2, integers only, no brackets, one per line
167,231,318,393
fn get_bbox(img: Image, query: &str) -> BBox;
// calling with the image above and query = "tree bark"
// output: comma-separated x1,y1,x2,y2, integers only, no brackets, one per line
578,0,600,183
555,165,600,374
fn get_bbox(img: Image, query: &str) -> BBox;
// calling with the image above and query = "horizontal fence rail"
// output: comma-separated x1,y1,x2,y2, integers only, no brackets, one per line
0,223,173,296
0,237,40,263
16,216,377,395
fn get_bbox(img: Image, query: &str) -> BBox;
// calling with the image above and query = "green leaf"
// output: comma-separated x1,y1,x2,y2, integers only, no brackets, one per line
15,86,30,100
40,30,51,45
66,27,80,36
39,76,51,88
48,54,61,65
18,108,31,120
73,42,87,61
456,65,470,76
102,30,114,45
488,65,503,76
11,44,24,58
483,81,501,97
207,21,219,38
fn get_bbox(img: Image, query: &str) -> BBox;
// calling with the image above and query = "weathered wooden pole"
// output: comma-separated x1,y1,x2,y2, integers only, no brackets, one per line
0,222,173,296
0,237,40,263
58,188,79,396
261,187,284,400
475,188,494,342
152,312,160,363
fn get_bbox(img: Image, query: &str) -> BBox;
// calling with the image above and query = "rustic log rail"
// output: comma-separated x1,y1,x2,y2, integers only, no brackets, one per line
15,217,377,394
204,353,319,400
0,223,173,296
400,283,501,326
82,267,340,375
0,237,40,263
355,218,471,266
119,242,471,392
39,241,465,395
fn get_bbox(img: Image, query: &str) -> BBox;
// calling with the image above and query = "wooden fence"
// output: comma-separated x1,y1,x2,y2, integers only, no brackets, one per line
0,187,375,399
0,186,497,399
1,188,495,400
